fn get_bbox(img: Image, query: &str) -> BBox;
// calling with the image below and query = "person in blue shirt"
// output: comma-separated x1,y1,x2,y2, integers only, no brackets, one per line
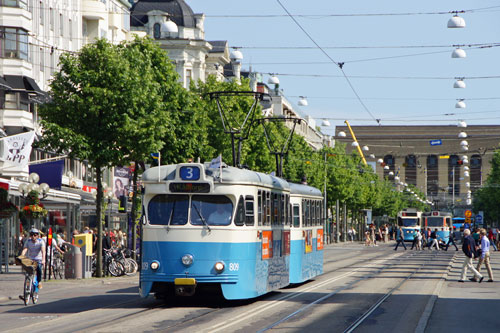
459,229,483,283
476,229,494,282
444,226,459,251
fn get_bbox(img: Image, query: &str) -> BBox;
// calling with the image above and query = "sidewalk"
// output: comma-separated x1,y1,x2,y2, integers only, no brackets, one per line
0,264,137,304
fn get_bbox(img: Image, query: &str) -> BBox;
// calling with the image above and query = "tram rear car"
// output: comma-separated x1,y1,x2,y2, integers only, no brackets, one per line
140,163,324,300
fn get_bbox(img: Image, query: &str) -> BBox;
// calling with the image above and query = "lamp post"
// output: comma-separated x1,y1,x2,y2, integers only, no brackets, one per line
18,172,50,230
105,189,114,230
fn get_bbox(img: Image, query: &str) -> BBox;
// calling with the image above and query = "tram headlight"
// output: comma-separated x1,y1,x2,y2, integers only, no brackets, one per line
214,261,225,274
181,254,194,267
150,260,160,271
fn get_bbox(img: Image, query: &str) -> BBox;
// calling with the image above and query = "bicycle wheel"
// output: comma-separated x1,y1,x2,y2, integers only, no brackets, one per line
23,275,32,306
57,259,65,279
108,260,125,277
125,258,138,276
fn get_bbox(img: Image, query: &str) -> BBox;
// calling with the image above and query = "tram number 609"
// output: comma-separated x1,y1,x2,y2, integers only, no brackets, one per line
229,263,239,271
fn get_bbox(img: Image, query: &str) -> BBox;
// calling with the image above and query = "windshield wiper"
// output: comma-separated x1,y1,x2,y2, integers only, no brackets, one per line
192,203,211,233
166,204,174,232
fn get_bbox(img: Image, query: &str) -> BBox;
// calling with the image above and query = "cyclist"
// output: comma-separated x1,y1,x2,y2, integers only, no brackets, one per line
19,228,45,300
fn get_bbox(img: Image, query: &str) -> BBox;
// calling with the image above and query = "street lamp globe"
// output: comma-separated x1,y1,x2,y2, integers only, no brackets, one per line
362,145,369,152
453,79,466,88
458,121,467,128
383,165,389,170
455,100,466,108
351,142,359,147
447,15,466,28
28,172,40,184
377,158,383,164
460,140,468,146
337,131,346,137
458,132,467,138
452,48,467,59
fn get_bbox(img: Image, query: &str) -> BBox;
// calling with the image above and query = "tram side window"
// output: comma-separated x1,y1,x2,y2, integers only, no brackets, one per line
258,191,263,226
245,195,255,226
304,200,310,226
265,191,271,226
234,196,245,226
148,194,189,225
272,193,279,225
293,204,300,227
317,201,321,225
280,194,285,225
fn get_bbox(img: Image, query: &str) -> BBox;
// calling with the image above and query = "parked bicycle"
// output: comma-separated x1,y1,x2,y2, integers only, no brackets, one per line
51,252,65,279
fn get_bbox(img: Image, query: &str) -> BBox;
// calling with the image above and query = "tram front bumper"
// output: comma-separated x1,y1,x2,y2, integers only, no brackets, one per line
174,278,197,296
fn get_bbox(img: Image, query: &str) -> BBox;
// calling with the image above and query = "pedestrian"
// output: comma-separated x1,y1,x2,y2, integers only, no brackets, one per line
394,227,407,251
445,227,459,251
348,228,353,242
487,228,497,251
384,224,389,243
428,229,440,250
472,228,480,246
459,229,483,283
476,229,494,282
364,230,371,247
411,231,419,250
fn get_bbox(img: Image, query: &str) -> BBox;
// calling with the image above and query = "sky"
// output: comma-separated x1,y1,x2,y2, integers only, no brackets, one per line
188,0,500,136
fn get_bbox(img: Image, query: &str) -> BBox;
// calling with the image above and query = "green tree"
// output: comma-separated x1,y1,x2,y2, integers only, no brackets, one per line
474,148,500,225
38,38,184,276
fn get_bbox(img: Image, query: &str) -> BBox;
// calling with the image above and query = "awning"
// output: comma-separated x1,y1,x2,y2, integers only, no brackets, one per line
0,77,11,89
3,75,45,95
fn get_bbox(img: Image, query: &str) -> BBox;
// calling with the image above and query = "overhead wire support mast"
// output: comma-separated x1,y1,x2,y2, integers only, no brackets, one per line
345,120,367,166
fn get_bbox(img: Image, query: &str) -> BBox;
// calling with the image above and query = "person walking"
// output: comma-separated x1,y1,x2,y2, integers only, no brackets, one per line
445,227,459,251
487,228,497,251
428,229,440,250
459,229,483,283
411,231,419,250
476,229,494,282
394,227,407,251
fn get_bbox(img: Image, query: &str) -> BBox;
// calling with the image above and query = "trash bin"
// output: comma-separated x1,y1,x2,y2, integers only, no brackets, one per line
64,244,82,279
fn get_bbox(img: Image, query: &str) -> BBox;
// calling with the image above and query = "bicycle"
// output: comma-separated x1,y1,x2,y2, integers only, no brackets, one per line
16,256,39,306
52,252,65,279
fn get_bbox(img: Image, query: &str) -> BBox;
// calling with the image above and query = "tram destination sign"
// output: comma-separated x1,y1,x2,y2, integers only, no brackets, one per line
429,139,442,146
169,182,210,193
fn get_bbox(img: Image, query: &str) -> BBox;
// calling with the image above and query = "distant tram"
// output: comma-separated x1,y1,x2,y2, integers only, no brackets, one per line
139,163,324,300
422,211,452,242
397,208,422,241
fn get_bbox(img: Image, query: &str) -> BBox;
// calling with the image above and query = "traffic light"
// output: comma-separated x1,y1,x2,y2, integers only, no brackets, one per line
457,160,463,165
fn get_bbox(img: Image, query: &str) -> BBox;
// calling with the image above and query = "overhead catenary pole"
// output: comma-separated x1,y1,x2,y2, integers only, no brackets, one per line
344,120,367,166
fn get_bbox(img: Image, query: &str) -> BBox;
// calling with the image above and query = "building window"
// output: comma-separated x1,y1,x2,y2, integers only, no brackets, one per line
0,27,29,60
60,13,63,36
39,1,43,25
186,69,192,88
50,7,53,30
383,155,395,179
3,91,29,111
448,155,460,196
405,155,417,186
0,0,28,10
426,155,438,196
153,23,161,39
470,155,481,193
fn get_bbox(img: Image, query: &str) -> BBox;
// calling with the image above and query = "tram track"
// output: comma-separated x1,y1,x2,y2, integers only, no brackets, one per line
255,250,453,333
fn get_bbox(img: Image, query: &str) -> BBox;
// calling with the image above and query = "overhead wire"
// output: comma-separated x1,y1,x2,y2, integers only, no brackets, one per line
275,0,380,125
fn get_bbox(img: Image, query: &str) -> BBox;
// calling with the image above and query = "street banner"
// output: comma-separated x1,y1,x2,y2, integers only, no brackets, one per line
0,131,35,167
29,159,64,189
113,167,130,199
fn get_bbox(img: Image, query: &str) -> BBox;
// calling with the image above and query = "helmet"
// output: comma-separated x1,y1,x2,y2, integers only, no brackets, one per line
29,228,40,234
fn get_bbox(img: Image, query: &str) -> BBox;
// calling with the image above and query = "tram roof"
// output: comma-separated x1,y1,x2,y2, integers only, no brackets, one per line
142,164,322,196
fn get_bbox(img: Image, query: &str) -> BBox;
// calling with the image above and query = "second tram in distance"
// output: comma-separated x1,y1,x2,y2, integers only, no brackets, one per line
422,211,453,242
397,208,423,241
139,163,324,300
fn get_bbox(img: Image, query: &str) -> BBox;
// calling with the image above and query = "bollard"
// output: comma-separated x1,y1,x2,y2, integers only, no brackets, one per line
73,246,82,279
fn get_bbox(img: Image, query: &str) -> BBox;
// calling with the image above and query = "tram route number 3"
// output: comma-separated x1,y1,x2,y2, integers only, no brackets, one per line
229,263,239,271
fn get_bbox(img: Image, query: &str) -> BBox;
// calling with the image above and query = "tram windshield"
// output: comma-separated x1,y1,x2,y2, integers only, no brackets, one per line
426,217,445,227
399,218,419,227
148,194,189,225
191,195,233,226
147,194,233,226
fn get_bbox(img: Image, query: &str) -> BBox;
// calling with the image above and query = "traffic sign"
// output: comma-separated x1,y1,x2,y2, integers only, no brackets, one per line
465,210,472,218
430,139,442,146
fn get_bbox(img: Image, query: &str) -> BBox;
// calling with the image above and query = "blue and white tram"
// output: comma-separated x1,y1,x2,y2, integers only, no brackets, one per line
397,208,422,241
289,183,324,284
422,211,452,242
139,163,324,300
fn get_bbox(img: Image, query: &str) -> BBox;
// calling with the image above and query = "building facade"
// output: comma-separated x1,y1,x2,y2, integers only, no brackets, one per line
335,125,500,212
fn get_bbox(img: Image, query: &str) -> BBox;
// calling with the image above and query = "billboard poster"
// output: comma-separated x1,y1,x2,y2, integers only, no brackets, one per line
113,167,130,199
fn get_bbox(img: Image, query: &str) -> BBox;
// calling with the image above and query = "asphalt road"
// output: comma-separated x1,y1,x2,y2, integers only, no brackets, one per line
1,241,498,332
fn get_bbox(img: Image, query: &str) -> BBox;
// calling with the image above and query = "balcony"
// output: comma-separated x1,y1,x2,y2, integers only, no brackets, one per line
0,109,33,128
82,0,106,20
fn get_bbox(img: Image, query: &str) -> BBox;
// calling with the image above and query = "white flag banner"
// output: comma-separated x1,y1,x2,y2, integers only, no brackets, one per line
208,155,223,169
1,131,35,167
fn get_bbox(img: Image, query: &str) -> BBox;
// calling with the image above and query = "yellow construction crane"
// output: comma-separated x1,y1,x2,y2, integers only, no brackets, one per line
344,120,367,166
